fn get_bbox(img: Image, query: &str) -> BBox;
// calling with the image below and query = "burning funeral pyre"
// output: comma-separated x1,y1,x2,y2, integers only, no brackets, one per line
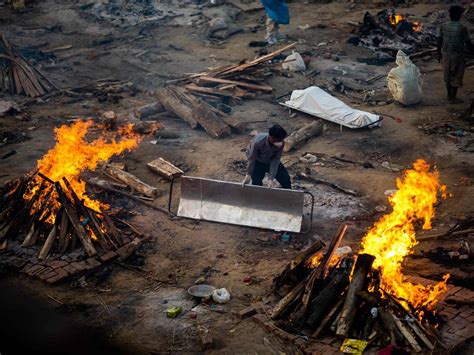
270,160,449,352
0,120,148,282
350,9,438,60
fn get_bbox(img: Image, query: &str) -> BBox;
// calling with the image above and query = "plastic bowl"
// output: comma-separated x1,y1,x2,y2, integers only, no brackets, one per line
188,285,216,298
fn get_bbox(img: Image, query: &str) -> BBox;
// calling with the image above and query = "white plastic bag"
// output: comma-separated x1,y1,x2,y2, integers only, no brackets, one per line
282,51,306,72
212,288,231,304
387,50,423,106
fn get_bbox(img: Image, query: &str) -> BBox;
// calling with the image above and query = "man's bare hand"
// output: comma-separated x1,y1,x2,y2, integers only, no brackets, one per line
242,175,251,187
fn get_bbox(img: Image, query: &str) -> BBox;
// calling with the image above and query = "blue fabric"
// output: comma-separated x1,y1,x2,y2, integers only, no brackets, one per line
261,0,289,25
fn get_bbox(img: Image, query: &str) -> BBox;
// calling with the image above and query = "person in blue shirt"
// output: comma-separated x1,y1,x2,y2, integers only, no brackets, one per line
261,0,290,45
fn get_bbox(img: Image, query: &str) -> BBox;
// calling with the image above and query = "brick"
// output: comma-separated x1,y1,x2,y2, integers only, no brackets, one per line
70,261,88,273
46,268,69,285
48,260,68,269
27,265,45,276
99,251,118,263
233,305,258,319
10,258,27,270
458,306,474,318
20,263,34,274
85,258,101,270
445,286,463,297
451,288,474,301
35,267,54,279
39,270,58,281
62,264,77,275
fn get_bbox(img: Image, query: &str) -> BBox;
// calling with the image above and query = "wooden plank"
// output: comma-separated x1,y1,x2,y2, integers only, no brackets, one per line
197,76,273,93
38,224,57,260
184,83,242,98
147,157,184,180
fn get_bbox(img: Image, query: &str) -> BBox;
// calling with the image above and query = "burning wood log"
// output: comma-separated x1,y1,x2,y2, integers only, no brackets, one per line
104,164,158,198
336,253,375,338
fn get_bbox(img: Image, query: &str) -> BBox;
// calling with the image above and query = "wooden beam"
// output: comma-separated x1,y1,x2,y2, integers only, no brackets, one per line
197,76,273,93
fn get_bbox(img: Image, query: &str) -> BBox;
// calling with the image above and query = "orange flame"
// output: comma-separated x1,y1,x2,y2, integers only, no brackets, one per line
360,159,449,311
389,14,423,32
24,120,141,219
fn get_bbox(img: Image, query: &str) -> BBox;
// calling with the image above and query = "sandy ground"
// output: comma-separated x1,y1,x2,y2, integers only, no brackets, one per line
0,1,473,353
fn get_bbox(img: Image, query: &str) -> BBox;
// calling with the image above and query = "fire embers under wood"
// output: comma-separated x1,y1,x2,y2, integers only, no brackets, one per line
349,9,437,59
1,172,141,257
270,228,445,352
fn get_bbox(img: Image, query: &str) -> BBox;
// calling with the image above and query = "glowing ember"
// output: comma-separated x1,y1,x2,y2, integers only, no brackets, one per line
24,120,141,219
389,14,423,32
360,159,449,311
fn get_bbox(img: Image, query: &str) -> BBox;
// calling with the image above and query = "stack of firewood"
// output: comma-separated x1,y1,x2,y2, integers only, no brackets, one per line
0,35,57,97
269,225,444,352
154,43,296,138
0,172,140,258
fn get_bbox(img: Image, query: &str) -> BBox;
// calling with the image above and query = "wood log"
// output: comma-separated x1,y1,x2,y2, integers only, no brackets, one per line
379,307,401,345
283,121,323,152
335,253,375,338
100,208,124,246
221,116,246,134
156,86,198,128
301,224,348,314
62,177,111,252
271,280,305,320
312,295,345,338
406,320,434,350
38,224,57,260
147,157,184,180
57,209,69,254
104,164,157,198
55,183,97,257
272,239,324,293
193,102,231,138
184,83,242,98
296,172,359,197
390,310,422,352
88,178,170,215
196,76,273,93
306,266,351,328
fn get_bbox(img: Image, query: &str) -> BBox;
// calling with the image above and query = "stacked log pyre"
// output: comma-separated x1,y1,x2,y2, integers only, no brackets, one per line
0,171,143,262
0,35,57,97
270,225,444,352
154,43,296,138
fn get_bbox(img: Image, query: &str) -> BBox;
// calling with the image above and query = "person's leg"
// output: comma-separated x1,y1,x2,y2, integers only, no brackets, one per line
275,163,291,189
251,161,269,186
265,16,277,44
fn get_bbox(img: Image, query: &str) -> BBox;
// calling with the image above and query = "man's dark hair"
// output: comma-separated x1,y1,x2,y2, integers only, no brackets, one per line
269,124,287,141
449,5,464,21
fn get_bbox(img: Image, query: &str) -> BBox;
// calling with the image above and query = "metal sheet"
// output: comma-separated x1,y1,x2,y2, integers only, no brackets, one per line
177,176,305,232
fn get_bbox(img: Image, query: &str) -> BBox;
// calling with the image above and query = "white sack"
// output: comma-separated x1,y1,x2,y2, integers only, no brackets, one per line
282,51,306,72
387,50,423,106
283,86,381,129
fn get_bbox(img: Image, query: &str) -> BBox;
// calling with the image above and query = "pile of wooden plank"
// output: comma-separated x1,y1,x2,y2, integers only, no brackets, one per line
0,35,57,97
0,172,141,258
268,225,445,352
154,43,296,138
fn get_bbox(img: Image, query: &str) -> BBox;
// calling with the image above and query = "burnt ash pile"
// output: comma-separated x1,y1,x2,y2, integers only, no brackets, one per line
79,0,203,27
349,9,438,60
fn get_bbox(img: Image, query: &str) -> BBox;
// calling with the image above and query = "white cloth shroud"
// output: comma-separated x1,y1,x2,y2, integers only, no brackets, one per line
282,86,381,128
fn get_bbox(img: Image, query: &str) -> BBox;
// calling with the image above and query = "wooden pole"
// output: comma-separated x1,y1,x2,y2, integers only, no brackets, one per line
335,253,375,337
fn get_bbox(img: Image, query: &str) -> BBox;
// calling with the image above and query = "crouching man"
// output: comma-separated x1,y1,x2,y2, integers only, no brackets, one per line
242,124,291,189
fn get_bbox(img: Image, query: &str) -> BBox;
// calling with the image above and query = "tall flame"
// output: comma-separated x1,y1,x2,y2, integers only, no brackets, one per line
360,159,449,310
25,120,141,216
